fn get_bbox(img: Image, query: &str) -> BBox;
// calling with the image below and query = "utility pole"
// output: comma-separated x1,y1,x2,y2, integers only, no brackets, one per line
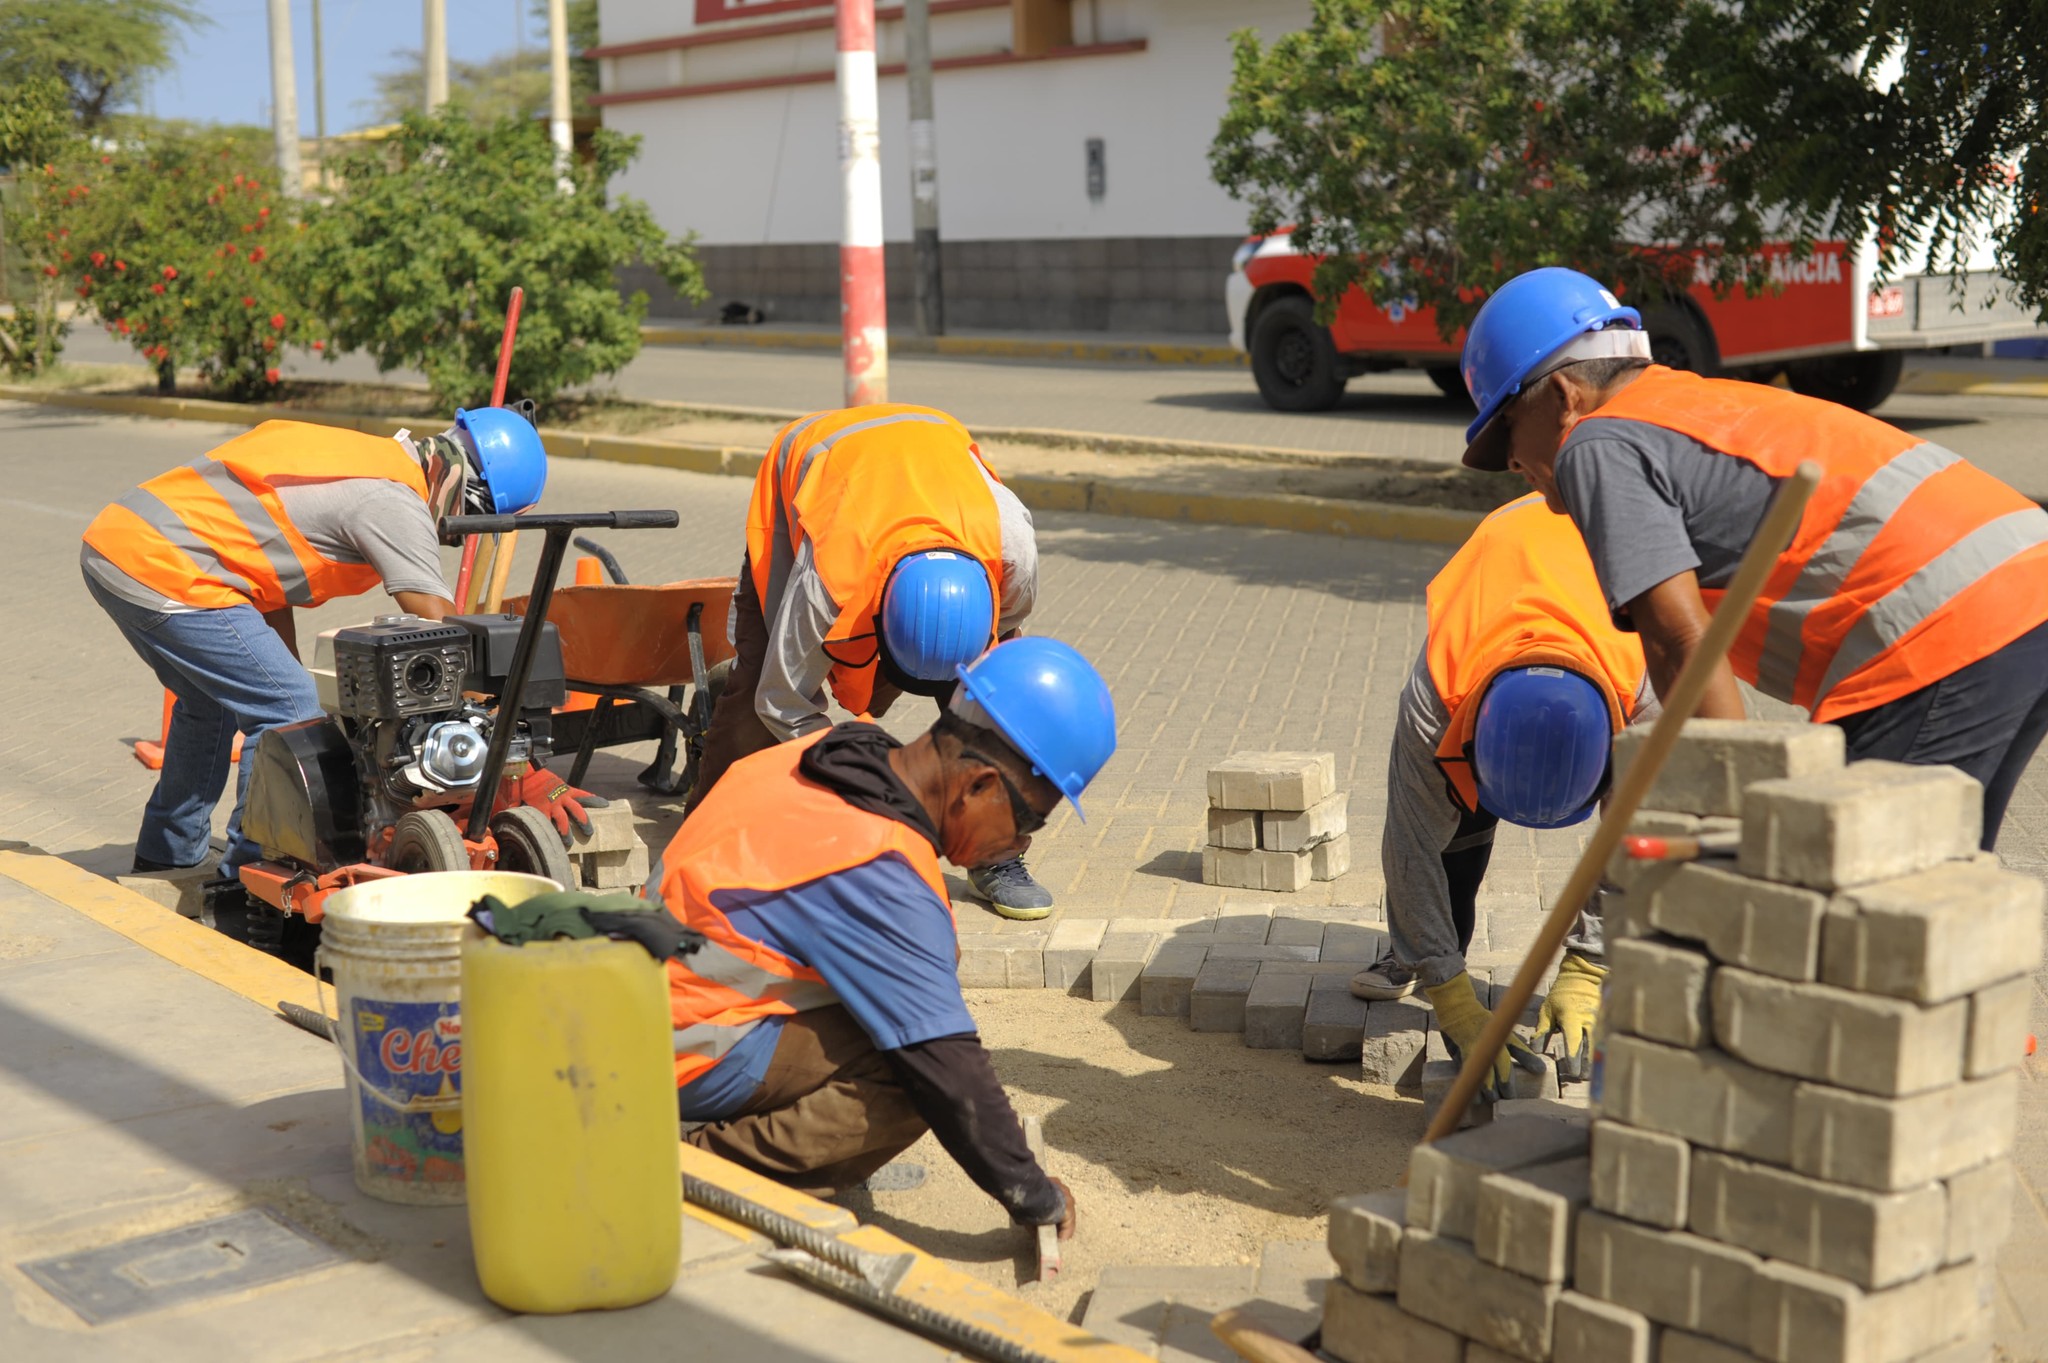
265,0,303,198
310,0,327,185
423,0,450,112
903,0,944,336
837,0,887,405
546,0,573,185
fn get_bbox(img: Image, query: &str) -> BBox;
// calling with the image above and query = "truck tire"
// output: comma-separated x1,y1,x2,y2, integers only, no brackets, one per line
1642,305,1717,375
1426,365,1471,402
1785,351,1905,412
1251,295,1347,411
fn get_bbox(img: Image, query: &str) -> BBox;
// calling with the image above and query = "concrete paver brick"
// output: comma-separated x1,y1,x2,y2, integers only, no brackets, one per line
1748,1257,1980,1363
1642,863,1828,982
1575,1211,1761,1348
1202,845,1312,892
1213,904,1277,940
1042,917,1107,989
1328,1187,1407,1294
1963,974,2034,1078
113,865,211,918
1608,937,1715,1047
1254,1237,1337,1318
1207,806,1259,850
1601,1034,1799,1164
566,801,643,855
1737,761,1982,891
1302,983,1369,1060
1406,1115,1590,1240
1592,1120,1692,1230
1321,921,1388,962
1790,1070,2020,1193
955,932,1047,988
1420,1059,1491,1132
1497,1095,1595,1127
1711,967,1968,1096
1264,914,1327,949
1688,1149,1948,1289
1139,940,1210,1017
583,843,651,889
1207,751,1337,811
1510,1054,1561,1099
1312,834,1353,882
1321,1279,1462,1363
1359,997,1430,1086
1090,931,1160,1002
1261,791,1348,853
1615,719,1845,817
1475,1154,1592,1283
1943,1158,2015,1267
1554,1289,1656,1363
1189,956,1263,1032
1657,1330,1755,1363
1243,969,1312,1050
1204,942,1322,963
1399,1228,1561,1362
1819,861,2045,1003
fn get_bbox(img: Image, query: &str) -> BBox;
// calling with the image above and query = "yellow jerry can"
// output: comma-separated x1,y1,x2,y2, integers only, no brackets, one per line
459,929,681,1313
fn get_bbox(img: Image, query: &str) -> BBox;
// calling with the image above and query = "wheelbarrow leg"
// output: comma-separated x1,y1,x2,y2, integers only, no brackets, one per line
568,694,614,790
639,602,710,797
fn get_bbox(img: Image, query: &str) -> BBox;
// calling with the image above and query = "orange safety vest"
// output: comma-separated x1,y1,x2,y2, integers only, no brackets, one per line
82,420,431,612
743,405,1007,715
1582,367,2048,722
648,730,956,1088
1428,494,1648,813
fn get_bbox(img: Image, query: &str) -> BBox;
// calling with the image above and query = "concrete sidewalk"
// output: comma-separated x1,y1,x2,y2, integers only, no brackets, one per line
0,852,1132,1363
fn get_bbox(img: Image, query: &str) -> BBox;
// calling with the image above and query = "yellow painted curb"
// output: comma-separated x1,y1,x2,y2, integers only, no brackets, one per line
0,850,328,1018
1895,370,2048,399
640,324,1245,369
0,385,1481,547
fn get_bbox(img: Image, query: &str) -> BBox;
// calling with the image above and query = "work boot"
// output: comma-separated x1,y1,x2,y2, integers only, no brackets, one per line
1348,946,1419,1001
968,857,1054,921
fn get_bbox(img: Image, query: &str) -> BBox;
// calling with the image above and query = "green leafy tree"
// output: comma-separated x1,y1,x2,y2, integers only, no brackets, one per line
59,131,318,397
0,0,202,126
1210,0,1781,337
0,76,80,372
292,106,704,411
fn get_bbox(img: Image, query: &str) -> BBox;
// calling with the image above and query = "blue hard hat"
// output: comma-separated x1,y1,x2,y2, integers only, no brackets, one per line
955,637,1117,820
881,550,995,682
1460,267,1642,471
453,406,549,514
1472,666,1612,829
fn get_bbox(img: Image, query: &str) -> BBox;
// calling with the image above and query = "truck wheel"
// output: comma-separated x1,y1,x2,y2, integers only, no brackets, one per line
490,806,577,889
389,809,469,873
1642,305,1717,375
1251,295,1347,411
1425,365,1470,402
1785,351,1905,412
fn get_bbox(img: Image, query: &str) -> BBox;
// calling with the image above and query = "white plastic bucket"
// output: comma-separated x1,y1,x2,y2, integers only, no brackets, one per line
318,871,560,1205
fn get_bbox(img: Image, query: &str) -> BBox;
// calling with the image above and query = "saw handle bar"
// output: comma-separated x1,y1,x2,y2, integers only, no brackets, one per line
439,509,679,544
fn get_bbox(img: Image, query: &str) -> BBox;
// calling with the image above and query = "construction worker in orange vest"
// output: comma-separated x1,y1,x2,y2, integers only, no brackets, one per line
80,412,572,948
1347,493,1655,1094
652,637,1116,1229
691,404,1056,918
1458,266,2048,869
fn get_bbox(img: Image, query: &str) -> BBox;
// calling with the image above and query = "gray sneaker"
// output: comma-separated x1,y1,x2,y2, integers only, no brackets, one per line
968,857,1054,920
1349,948,1419,1001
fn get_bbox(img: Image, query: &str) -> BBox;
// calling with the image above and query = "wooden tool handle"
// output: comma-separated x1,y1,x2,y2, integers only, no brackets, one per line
1209,1308,1323,1363
1417,460,1822,1147
482,530,520,613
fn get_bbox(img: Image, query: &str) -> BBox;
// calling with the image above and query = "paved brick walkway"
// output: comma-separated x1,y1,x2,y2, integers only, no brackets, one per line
4,398,2041,1356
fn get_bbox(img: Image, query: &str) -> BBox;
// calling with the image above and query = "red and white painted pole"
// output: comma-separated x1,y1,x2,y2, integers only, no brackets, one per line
837,0,888,406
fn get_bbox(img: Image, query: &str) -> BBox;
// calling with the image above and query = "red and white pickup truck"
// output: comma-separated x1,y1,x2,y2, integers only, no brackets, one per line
1225,231,2040,413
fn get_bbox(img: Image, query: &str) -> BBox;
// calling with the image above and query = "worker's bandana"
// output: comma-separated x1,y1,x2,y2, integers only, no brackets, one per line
402,429,489,521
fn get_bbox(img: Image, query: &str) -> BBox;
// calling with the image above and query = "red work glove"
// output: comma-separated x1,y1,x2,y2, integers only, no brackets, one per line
501,766,606,845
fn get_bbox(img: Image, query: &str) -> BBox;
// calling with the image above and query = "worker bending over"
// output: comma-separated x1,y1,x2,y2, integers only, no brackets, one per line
81,411,557,945
652,638,1115,1233
1462,266,2048,848
692,403,1056,918
1350,494,1653,1095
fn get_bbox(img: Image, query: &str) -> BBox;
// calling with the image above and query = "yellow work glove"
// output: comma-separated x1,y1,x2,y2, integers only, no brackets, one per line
1424,972,1547,1103
1537,953,1607,1082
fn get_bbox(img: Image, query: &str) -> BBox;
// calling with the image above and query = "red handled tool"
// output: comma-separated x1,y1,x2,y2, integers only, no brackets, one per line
453,286,526,608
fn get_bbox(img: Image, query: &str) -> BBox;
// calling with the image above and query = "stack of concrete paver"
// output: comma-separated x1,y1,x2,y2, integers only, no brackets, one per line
1316,721,2041,1363
1202,751,1351,891
564,801,651,890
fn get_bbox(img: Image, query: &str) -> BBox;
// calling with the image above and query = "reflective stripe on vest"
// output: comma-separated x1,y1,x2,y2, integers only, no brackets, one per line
111,457,317,606
1581,368,2048,720
1425,494,1645,812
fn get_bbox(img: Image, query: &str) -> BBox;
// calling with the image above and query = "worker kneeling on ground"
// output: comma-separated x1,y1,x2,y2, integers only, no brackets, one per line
1351,493,1654,1096
691,404,1057,918
650,637,1114,1235
1463,268,2048,848
79,412,560,941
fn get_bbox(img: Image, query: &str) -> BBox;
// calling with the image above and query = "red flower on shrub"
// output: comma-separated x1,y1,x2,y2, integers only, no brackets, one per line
270,313,286,330
242,223,254,233
258,206,270,219
263,338,276,351
223,244,237,256
114,260,126,272
160,265,173,279
90,251,105,267
151,283,166,294
242,296,255,307
311,340,325,351
265,368,281,384
248,246,266,262
59,250,70,261
41,265,57,277
116,319,130,335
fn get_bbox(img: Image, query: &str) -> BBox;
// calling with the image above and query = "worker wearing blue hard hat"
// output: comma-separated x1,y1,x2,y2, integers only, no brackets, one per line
80,412,550,954
651,637,1116,1230
692,404,1060,918
1349,493,1655,1096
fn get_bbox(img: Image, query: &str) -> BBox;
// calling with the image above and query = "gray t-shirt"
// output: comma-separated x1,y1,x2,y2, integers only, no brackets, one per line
1553,417,1782,628
83,476,450,612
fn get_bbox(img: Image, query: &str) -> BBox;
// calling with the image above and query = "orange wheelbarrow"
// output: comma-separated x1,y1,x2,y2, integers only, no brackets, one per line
504,568,738,797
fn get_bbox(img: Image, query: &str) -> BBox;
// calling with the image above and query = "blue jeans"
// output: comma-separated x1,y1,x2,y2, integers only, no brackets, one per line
85,573,324,878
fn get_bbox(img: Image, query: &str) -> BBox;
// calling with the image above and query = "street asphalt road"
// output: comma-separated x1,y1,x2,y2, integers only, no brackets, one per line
56,325,2048,497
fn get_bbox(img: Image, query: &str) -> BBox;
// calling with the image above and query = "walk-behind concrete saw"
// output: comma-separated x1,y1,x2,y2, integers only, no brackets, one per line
234,509,679,961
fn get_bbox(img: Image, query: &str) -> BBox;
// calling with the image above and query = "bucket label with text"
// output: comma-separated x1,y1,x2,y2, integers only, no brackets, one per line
352,998,464,1186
